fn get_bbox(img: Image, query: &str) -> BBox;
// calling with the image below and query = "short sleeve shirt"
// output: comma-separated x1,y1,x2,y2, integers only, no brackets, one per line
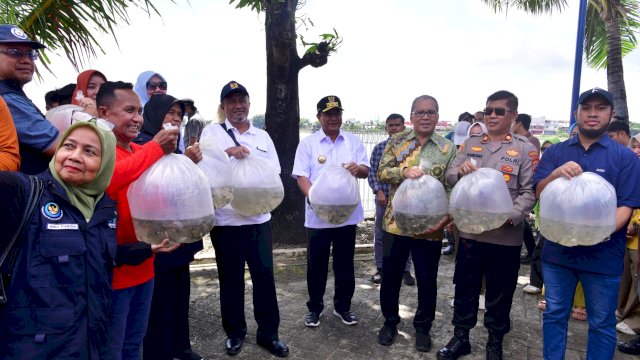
533,134,640,275
292,129,369,229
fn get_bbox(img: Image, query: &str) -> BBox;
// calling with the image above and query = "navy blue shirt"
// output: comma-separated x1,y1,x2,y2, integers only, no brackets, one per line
533,134,640,275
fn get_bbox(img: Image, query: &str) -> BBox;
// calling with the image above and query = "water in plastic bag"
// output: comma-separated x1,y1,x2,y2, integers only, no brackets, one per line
449,168,513,234
197,138,234,209
392,175,448,234
540,172,616,246
128,154,215,245
230,154,284,217
309,164,359,225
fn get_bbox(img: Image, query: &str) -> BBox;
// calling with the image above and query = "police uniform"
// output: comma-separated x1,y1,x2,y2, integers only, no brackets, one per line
0,171,117,359
444,132,537,336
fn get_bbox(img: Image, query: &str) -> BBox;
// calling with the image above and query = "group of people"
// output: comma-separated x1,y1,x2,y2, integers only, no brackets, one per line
0,22,639,360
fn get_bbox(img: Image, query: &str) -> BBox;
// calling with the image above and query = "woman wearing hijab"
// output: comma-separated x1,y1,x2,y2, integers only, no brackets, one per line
0,117,117,359
134,94,203,360
133,71,168,107
71,70,107,117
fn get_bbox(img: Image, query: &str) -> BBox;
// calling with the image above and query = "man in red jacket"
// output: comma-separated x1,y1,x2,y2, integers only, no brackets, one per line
97,81,180,360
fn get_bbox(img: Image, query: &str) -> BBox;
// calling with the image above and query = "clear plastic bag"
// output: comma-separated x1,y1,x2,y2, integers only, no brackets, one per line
392,175,448,234
197,138,234,209
128,154,215,245
45,104,85,133
539,172,616,246
309,164,359,225
449,168,513,234
230,154,284,217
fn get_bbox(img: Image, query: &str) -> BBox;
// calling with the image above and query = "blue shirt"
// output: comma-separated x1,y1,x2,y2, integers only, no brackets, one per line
367,139,391,197
533,134,640,275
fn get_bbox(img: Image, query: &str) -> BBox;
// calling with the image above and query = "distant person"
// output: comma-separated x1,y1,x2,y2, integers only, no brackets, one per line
44,83,75,110
71,69,107,117
474,111,484,123
98,81,181,360
468,121,487,136
607,120,631,146
182,98,207,151
0,24,60,174
445,112,473,141
134,71,167,107
0,96,20,170
367,113,414,286
452,121,471,148
293,95,369,330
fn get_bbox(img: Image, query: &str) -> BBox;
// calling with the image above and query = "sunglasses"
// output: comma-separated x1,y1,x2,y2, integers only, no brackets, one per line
483,107,512,116
71,110,115,132
146,81,167,91
0,48,38,60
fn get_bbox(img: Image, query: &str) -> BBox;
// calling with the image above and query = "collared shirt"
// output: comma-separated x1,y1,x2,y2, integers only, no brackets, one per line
292,129,369,229
200,119,280,226
367,139,391,196
378,129,457,239
533,134,640,275
445,132,538,246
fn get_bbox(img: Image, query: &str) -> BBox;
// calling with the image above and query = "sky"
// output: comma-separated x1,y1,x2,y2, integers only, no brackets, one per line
24,0,640,124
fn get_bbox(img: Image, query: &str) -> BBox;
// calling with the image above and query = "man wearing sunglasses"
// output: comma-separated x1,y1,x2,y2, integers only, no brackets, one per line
0,24,60,175
438,91,538,360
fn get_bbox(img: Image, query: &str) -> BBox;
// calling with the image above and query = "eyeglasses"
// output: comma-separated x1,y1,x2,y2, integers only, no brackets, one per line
71,110,115,132
0,48,38,60
146,81,167,91
411,110,439,118
483,107,512,116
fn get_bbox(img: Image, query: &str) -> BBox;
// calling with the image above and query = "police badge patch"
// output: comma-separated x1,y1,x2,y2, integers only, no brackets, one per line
42,202,63,221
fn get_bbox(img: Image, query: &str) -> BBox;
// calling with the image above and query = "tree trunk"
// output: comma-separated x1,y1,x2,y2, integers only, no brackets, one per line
263,0,306,245
604,9,629,122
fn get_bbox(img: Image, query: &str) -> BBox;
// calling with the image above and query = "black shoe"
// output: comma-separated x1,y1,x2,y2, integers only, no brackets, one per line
371,269,382,284
520,254,532,264
441,244,454,255
403,271,416,286
415,332,432,352
304,311,321,327
618,336,640,355
257,338,290,357
437,328,471,360
333,309,358,325
377,324,397,346
175,350,203,360
225,337,244,356
486,332,503,360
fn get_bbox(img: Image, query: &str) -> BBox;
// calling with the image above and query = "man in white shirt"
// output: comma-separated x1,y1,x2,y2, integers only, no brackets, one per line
199,81,288,357
292,96,369,328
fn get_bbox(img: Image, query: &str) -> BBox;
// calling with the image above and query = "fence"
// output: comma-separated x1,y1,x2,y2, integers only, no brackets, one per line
351,130,388,218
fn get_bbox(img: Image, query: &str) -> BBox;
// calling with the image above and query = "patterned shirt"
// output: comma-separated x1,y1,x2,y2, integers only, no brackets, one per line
378,129,457,239
367,139,391,196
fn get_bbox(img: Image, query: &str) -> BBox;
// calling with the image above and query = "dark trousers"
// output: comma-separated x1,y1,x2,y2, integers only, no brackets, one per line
306,225,356,314
380,232,442,333
522,220,535,256
143,265,192,360
452,238,521,335
211,221,280,341
529,233,546,288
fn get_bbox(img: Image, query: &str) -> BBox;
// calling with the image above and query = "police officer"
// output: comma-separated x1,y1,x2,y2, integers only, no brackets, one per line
437,90,537,360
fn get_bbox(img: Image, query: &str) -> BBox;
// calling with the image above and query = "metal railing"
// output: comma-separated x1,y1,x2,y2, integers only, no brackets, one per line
351,130,388,218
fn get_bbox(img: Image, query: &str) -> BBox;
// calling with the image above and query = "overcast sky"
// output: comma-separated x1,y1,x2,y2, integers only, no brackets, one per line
24,0,640,124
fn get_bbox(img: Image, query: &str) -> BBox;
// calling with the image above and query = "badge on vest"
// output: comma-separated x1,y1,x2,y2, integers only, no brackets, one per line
42,202,63,221
47,223,79,230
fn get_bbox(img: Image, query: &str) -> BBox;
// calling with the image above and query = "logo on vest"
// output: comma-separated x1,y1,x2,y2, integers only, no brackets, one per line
42,202,63,221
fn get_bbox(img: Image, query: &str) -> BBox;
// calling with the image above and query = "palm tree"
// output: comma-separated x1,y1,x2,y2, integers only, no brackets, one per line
0,0,166,72
482,0,639,122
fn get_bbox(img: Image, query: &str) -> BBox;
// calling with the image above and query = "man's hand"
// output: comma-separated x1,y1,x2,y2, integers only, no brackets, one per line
184,142,203,164
376,190,387,207
403,166,424,179
422,214,452,235
458,160,478,178
152,128,180,154
225,146,251,159
151,239,181,253
551,161,583,180
343,162,360,176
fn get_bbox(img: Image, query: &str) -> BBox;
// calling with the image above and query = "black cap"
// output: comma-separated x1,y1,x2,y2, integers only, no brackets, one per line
316,95,344,113
220,81,249,102
577,87,613,107
0,24,45,49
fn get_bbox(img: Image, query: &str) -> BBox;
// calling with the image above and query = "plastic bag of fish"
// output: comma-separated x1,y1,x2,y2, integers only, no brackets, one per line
539,171,616,246
449,168,513,234
230,154,284,216
128,154,215,244
392,175,448,234
309,164,359,225
197,138,234,209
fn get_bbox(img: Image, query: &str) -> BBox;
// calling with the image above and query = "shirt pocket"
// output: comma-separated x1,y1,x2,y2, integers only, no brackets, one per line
31,230,87,288
496,161,521,189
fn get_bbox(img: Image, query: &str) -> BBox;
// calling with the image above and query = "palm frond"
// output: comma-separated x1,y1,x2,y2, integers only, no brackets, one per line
585,0,639,69
481,0,568,15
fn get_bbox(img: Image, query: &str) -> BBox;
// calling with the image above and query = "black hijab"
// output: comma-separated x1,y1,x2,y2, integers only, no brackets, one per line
138,94,185,153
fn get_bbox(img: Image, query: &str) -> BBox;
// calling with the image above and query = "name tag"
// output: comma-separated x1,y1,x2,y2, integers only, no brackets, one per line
47,224,79,230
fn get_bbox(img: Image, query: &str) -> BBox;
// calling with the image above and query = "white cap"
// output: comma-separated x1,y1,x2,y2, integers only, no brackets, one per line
453,122,471,145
